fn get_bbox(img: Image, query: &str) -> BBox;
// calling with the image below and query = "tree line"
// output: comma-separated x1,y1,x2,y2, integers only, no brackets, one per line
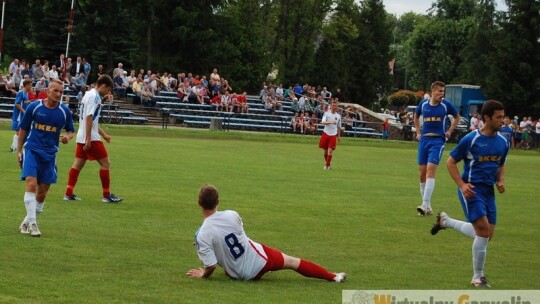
2,0,538,116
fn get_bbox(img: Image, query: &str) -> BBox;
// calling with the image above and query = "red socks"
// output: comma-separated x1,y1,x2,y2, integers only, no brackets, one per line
65,168,80,196
296,259,336,281
100,169,110,197
326,155,332,167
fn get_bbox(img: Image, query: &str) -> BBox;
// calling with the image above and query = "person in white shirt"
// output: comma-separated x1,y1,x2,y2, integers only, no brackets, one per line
319,99,342,170
49,65,59,80
63,75,123,203
187,184,346,282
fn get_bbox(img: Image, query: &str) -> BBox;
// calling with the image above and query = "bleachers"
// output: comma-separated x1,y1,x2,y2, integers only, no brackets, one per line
150,91,383,137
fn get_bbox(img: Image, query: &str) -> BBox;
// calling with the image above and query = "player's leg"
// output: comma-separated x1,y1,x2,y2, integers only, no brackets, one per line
417,139,428,214
470,216,491,287
65,156,87,200
319,133,329,169
22,177,40,236
421,162,438,213
35,182,51,217
325,136,337,169
96,151,123,203
282,254,344,282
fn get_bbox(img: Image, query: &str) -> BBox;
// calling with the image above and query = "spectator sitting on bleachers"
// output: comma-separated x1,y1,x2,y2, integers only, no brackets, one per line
140,82,154,108
148,74,159,94
210,92,222,111
13,69,22,90
236,92,249,113
177,81,188,100
263,91,282,114
32,60,44,81
200,75,209,88
307,113,318,135
131,77,144,104
196,83,209,105
275,83,284,101
212,80,221,98
293,83,303,99
21,62,32,79
73,72,86,94
342,112,354,131
302,112,310,134
0,74,17,97
220,90,231,112
230,93,239,112
290,98,301,114
127,70,137,87
290,112,301,133
221,79,233,94
259,85,268,101
34,77,48,93
320,87,331,102
49,65,59,80
188,84,199,104
286,85,297,101
113,73,127,98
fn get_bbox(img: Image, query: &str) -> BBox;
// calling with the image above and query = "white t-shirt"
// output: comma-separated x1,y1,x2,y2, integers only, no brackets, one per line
321,111,341,136
195,210,267,280
76,88,103,143
536,121,540,133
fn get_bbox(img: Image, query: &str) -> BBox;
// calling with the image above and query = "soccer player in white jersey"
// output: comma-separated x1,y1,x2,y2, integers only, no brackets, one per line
64,75,123,203
187,184,346,282
430,100,509,288
319,99,341,170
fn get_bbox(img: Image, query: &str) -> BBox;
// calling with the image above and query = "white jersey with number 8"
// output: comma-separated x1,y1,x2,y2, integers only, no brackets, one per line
195,210,267,280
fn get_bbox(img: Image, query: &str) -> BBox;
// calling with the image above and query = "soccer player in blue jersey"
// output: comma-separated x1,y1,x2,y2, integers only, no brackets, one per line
430,100,509,288
9,79,33,152
414,81,460,216
500,116,514,148
17,79,75,237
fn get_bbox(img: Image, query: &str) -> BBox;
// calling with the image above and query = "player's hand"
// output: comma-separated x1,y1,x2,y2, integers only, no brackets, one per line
416,133,421,141
84,140,92,151
445,131,451,138
103,134,111,143
60,135,70,144
17,152,22,169
496,182,505,194
337,137,341,143
459,183,476,199
186,268,204,278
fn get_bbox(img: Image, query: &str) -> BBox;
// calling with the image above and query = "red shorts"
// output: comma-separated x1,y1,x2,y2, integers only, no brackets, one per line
75,141,108,161
253,244,284,280
319,132,337,150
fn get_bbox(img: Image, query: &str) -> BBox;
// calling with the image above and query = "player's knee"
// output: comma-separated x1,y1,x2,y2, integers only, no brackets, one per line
282,254,300,270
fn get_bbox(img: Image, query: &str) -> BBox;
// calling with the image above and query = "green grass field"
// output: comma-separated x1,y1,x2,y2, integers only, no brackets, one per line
1,122,538,304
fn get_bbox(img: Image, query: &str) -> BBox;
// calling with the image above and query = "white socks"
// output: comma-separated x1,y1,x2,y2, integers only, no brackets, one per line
472,236,489,279
11,134,18,151
24,192,37,225
443,216,476,238
422,178,435,209
419,182,426,199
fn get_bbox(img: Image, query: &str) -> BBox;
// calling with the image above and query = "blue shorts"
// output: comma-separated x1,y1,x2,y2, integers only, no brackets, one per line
21,148,58,184
458,184,496,224
11,120,20,131
417,136,445,165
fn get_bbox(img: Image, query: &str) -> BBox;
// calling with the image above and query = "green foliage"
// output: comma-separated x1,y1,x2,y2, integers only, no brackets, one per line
387,90,420,108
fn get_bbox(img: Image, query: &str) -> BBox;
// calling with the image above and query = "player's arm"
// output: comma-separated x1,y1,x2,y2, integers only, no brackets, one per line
16,129,27,165
447,155,475,198
495,165,505,194
413,112,421,141
98,127,111,143
186,264,217,279
446,114,461,138
84,114,93,150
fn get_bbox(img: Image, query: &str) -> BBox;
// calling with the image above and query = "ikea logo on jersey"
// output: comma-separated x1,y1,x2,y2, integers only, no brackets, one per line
342,290,540,304
478,155,502,162
34,123,58,133
423,117,442,122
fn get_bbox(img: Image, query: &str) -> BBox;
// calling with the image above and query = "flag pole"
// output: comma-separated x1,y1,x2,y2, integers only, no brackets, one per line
64,0,75,77
0,0,6,64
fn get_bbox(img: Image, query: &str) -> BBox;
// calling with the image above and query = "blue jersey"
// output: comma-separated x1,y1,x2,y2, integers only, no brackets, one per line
416,98,459,137
13,90,30,122
500,124,513,141
449,129,509,186
19,100,75,161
